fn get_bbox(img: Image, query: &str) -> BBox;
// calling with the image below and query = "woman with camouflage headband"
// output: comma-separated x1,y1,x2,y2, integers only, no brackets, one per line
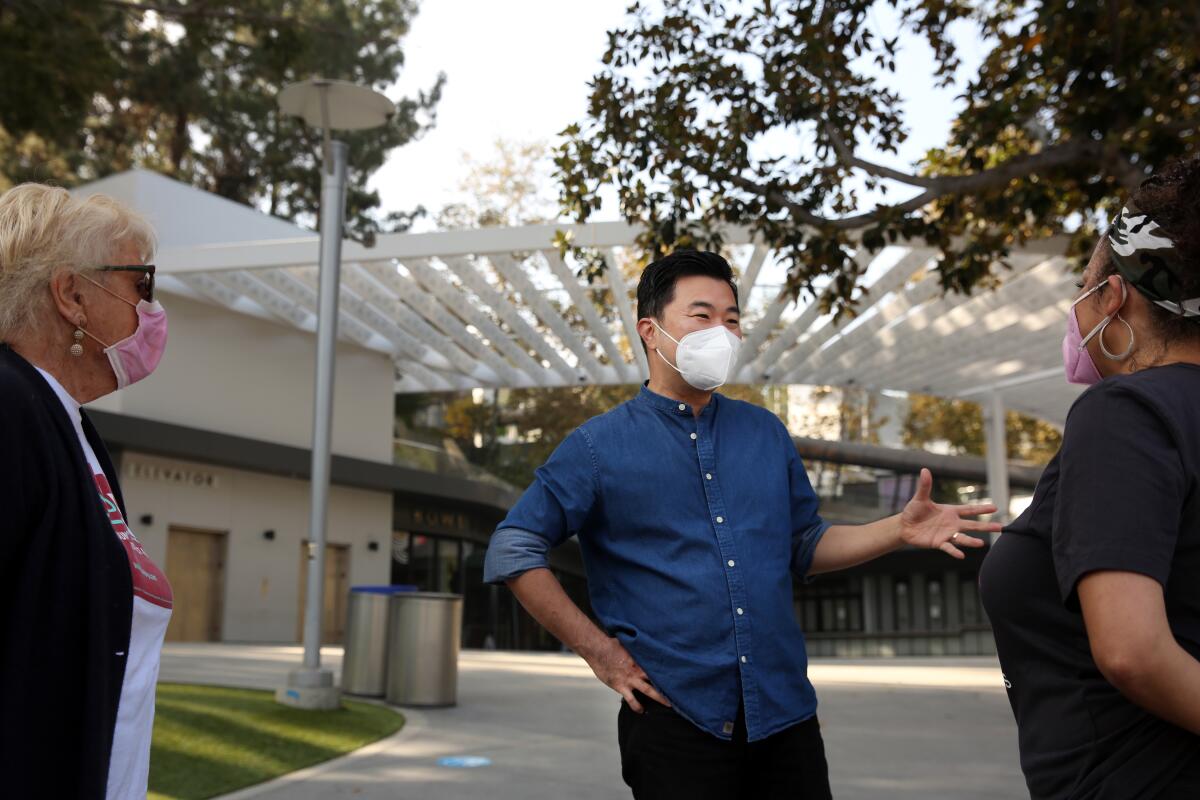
980,156,1200,799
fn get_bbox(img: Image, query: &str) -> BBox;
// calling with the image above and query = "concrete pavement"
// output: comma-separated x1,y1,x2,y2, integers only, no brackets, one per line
160,644,1027,799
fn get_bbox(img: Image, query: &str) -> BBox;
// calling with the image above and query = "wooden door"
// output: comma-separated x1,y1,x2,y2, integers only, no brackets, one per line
164,527,226,642
296,542,351,644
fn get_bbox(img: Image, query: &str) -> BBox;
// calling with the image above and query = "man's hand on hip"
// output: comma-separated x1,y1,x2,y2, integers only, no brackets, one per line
583,636,672,713
505,569,672,713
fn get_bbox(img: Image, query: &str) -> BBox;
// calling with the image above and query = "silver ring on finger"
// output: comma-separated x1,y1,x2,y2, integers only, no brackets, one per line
950,532,960,542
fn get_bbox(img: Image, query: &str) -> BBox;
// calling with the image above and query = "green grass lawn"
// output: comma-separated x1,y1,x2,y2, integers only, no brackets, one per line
148,683,405,800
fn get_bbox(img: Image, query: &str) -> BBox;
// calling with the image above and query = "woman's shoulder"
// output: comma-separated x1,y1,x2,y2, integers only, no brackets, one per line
0,348,51,436
1065,365,1200,448
1106,364,1200,421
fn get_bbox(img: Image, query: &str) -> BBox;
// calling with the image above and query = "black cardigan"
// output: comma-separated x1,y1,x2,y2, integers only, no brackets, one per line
0,344,133,798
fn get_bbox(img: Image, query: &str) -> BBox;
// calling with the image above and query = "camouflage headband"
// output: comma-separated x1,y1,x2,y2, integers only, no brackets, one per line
1108,202,1200,319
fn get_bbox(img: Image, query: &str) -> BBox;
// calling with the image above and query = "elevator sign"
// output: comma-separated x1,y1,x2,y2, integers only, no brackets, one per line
125,460,220,489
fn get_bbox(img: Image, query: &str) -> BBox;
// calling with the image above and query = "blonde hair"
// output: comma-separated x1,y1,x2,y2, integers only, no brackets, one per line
0,183,157,339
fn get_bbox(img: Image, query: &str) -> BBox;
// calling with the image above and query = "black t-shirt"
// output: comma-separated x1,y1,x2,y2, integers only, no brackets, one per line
980,364,1200,800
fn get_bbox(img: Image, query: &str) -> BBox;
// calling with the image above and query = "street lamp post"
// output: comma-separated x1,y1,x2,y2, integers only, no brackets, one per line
274,78,394,710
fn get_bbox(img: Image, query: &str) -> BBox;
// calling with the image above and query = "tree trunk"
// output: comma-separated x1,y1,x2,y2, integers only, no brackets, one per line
170,109,188,174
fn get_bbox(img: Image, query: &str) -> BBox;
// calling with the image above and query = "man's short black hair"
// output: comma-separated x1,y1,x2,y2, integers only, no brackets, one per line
636,250,740,324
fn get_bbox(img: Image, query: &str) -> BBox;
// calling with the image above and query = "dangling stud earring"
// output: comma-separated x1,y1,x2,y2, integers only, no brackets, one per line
70,325,85,357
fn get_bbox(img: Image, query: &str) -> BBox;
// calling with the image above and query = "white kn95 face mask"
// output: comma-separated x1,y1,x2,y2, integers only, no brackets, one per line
653,321,742,391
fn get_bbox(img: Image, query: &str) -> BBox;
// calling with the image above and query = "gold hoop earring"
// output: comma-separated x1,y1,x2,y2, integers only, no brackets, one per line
70,328,84,357
1099,315,1135,361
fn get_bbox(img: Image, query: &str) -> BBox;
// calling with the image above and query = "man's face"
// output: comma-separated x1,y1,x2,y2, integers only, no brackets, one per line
651,275,741,370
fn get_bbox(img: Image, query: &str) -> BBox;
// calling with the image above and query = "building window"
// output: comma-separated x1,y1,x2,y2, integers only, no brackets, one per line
895,581,911,631
437,538,461,593
391,531,437,590
390,532,411,586
928,579,944,630
961,577,983,626
796,577,864,633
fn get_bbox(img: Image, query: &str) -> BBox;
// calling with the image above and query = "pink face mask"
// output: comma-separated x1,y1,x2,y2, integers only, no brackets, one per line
80,277,168,389
1062,280,1124,386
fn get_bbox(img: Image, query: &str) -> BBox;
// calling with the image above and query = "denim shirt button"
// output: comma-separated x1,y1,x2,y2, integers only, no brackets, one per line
690,432,697,440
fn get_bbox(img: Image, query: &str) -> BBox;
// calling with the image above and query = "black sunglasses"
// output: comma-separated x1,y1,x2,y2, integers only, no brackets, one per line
98,264,155,302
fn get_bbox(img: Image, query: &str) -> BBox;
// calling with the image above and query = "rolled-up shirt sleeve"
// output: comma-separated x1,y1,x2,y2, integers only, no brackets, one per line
780,422,830,579
484,428,599,584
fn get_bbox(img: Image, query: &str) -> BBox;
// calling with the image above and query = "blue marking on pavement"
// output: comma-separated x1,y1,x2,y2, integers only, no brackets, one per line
438,756,492,768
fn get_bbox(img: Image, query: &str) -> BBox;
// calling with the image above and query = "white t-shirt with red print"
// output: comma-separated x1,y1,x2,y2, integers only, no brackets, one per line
36,368,173,800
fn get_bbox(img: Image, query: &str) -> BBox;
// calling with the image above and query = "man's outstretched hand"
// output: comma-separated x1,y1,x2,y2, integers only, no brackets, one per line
900,468,1003,559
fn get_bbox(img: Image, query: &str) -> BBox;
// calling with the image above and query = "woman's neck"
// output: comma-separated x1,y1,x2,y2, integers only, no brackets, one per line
8,336,108,404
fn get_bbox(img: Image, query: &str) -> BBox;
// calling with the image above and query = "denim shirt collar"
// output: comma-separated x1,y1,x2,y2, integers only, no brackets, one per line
636,382,719,418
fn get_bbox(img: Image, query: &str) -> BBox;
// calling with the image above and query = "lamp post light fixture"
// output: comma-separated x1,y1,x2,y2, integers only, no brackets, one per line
274,78,394,711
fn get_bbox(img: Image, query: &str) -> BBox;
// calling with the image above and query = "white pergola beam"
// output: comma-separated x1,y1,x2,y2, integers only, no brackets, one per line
983,391,1011,527
956,366,1065,398
386,266,523,386
246,267,391,356
175,273,295,328
851,257,1071,390
353,262,506,385
155,222,760,274
336,264,457,372
407,258,550,386
794,276,945,386
604,252,649,380
738,244,769,302
747,248,928,383
802,255,1056,387
157,221,1069,275
489,254,608,383
905,321,1070,396
216,270,317,331
344,262,489,380
733,286,795,374
542,250,634,382
441,255,579,384
392,358,454,392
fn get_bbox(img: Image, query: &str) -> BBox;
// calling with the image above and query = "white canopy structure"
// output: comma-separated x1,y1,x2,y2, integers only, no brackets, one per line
82,170,1086,516
91,173,1081,412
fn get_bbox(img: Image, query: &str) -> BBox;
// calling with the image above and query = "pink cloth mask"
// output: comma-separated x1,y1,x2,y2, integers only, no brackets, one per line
1062,280,1123,386
80,276,168,389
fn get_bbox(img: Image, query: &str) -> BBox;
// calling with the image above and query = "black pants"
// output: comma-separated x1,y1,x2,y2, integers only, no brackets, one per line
618,692,833,800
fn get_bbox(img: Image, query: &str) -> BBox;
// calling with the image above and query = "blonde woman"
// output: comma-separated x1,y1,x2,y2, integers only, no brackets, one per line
0,184,171,799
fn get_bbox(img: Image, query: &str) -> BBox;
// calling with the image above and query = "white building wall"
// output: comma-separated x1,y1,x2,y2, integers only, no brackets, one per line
120,451,392,643
89,292,395,463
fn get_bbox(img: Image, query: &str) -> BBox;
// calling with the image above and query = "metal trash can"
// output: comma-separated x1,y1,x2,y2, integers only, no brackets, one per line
385,592,463,707
342,585,415,696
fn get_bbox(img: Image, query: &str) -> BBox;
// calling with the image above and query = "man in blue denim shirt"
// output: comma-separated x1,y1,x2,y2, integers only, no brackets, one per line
484,251,1001,799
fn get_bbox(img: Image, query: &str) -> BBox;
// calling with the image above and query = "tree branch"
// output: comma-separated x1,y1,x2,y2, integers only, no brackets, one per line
823,123,937,188
1104,143,1147,192
692,138,1101,230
